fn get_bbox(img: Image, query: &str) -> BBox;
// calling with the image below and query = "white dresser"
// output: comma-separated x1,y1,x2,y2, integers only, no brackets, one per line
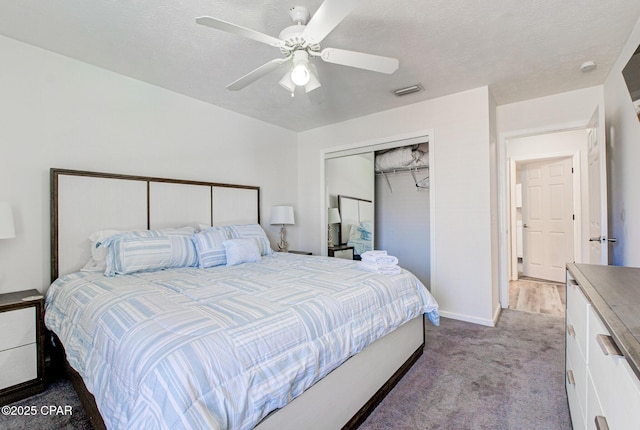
566,263,640,430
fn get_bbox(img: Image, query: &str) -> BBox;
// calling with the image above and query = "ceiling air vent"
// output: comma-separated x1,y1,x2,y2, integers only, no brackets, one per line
393,84,423,96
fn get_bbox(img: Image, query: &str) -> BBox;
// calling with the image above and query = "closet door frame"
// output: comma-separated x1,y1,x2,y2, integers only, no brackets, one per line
321,131,435,292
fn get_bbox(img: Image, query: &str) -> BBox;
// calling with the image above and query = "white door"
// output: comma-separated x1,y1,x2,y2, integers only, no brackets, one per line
587,107,610,264
521,157,574,282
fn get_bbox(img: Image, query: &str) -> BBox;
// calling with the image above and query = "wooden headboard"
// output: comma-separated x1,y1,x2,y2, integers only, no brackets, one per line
50,168,260,281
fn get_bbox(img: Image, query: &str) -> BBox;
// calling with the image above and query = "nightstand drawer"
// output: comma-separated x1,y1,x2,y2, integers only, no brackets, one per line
0,307,36,350
0,343,38,390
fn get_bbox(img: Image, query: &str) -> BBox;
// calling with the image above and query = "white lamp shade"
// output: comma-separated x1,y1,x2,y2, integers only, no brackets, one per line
0,202,16,239
279,71,296,93
305,64,321,93
328,207,341,224
270,206,295,225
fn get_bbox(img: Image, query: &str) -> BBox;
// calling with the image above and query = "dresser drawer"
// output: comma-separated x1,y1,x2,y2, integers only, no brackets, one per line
0,307,36,351
566,278,589,359
566,343,587,430
0,343,38,390
585,371,604,430
587,307,640,429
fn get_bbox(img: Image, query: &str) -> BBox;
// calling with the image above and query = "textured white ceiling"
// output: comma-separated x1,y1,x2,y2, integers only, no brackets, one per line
1,0,639,131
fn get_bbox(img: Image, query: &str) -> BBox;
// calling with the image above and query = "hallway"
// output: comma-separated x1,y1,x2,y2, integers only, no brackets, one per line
509,277,565,317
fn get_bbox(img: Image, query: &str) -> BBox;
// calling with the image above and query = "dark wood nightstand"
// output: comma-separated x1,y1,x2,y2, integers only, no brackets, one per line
0,289,46,405
287,250,312,255
328,245,355,259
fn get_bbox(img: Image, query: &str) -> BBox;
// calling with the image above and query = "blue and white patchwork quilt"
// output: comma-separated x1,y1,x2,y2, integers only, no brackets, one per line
45,253,439,430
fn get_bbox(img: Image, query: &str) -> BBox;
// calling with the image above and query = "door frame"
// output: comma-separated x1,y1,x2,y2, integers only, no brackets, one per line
320,130,436,298
498,120,590,308
510,154,580,282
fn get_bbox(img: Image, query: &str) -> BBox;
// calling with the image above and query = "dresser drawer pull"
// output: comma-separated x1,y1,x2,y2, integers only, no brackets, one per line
595,415,609,430
596,334,623,357
566,369,575,385
567,324,575,337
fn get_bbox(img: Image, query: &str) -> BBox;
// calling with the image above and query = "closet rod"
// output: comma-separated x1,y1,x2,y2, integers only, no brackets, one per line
375,166,429,192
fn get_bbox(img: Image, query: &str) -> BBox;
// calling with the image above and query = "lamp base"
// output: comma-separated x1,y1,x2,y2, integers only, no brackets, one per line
327,224,333,247
278,225,288,252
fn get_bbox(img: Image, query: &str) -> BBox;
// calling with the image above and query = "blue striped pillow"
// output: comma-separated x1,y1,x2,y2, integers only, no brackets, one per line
102,230,197,276
225,224,274,256
191,227,230,268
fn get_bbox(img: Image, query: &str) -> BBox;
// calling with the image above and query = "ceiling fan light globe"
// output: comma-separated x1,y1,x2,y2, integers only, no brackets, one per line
291,63,311,86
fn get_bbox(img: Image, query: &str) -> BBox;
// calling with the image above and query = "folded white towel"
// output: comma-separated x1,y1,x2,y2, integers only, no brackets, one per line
359,261,401,275
361,254,398,266
361,250,388,258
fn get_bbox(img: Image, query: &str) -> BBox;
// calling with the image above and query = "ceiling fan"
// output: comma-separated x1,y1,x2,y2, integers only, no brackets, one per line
196,0,399,96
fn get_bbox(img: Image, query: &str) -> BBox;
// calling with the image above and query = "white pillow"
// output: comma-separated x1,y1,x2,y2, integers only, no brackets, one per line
223,238,261,266
81,229,133,272
225,224,274,256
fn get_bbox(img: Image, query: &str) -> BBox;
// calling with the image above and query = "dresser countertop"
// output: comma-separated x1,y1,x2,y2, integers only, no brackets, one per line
568,263,640,379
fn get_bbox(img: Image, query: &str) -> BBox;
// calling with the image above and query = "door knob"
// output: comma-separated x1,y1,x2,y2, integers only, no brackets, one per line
589,236,618,243
523,224,529,228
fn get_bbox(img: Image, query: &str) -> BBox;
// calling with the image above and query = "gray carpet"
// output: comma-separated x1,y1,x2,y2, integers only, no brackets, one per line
0,372,91,430
0,309,571,430
359,309,572,430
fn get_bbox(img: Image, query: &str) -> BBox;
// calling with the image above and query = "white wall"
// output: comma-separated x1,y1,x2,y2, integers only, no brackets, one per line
0,35,299,294
497,87,603,135
604,16,640,266
298,87,498,326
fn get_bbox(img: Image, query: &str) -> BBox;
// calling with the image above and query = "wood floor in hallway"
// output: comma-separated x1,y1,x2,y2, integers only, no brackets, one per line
509,276,566,317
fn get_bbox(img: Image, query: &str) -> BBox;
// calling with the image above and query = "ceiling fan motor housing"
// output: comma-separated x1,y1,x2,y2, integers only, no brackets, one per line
289,6,310,25
279,25,320,55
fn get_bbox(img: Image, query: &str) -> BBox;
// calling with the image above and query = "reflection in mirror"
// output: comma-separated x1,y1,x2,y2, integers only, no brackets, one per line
338,195,374,257
325,153,374,251
622,44,640,121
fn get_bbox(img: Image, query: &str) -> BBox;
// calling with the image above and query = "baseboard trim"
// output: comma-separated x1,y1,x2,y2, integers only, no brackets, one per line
493,305,502,325
438,310,496,327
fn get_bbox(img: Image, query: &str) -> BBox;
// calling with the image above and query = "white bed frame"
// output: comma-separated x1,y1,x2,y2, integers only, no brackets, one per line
50,168,425,430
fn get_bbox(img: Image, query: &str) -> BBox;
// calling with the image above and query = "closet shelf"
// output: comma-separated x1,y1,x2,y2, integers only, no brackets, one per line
374,165,429,175
375,165,429,192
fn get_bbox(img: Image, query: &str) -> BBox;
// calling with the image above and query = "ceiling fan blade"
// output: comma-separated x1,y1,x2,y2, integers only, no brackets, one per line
226,58,289,91
320,48,399,74
302,0,361,45
196,16,283,48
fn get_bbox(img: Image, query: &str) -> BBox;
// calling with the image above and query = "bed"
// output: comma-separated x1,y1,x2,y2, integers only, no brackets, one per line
45,169,439,430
